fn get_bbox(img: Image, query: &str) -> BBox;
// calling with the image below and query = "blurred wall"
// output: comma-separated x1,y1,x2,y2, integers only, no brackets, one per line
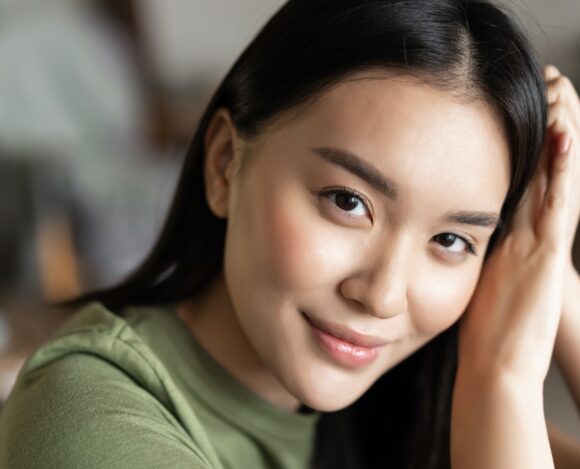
137,0,580,91
137,0,286,89
513,0,580,80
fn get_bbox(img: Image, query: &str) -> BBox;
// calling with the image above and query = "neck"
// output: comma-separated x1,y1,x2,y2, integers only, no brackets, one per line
172,272,303,413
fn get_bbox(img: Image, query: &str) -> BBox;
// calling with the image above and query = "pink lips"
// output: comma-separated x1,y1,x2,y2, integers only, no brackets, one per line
303,313,385,368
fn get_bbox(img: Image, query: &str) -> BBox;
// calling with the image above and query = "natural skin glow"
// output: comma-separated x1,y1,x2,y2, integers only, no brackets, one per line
174,71,511,413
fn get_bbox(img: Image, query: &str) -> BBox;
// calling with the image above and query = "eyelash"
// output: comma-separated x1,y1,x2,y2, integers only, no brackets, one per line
318,187,478,256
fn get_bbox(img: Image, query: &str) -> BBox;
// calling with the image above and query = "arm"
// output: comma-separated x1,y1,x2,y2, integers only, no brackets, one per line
544,266,580,468
450,267,580,469
451,369,554,469
548,421,580,469
451,322,580,469
557,265,580,414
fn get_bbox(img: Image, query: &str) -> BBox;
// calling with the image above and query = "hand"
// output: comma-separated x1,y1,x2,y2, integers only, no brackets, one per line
456,68,577,387
543,65,580,255
545,66,580,375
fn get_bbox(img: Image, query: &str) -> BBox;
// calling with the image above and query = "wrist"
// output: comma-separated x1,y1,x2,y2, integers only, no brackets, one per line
561,263,580,327
454,361,544,404
452,364,551,469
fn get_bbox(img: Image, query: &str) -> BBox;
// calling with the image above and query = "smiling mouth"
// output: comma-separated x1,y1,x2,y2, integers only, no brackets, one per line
301,311,390,368
301,311,391,348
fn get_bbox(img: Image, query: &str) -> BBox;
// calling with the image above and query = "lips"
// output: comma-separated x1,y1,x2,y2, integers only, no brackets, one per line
302,312,390,348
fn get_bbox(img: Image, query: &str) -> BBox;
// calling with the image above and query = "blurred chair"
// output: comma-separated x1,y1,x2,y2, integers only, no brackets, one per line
0,151,81,303
0,156,35,292
0,151,83,406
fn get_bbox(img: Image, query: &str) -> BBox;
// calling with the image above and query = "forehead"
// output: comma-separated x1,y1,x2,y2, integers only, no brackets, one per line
263,72,511,212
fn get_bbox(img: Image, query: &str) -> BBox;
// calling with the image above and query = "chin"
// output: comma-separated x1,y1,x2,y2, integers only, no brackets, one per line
299,386,365,412
285,366,372,413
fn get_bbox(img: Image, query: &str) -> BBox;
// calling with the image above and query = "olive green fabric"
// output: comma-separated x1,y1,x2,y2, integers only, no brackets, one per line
0,302,321,468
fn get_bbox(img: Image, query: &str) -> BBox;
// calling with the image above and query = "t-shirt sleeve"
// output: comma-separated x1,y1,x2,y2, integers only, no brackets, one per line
0,352,212,469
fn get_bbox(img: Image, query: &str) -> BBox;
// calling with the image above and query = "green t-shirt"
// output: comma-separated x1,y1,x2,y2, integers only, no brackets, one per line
0,302,321,468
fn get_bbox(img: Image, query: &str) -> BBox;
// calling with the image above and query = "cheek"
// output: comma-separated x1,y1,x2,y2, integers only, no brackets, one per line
411,267,481,335
256,187,340,291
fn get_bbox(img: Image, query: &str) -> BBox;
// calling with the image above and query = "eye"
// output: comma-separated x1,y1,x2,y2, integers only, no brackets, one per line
432,233,477,256
319,187,371,219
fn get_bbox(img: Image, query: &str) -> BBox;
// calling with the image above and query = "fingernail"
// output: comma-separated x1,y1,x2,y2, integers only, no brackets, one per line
559,135,571,154
545,65,560,76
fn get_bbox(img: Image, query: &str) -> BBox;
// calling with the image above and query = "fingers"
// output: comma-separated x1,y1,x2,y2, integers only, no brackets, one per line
542,64,580,245
548,93,573,150
536,137,574,248
509,143,548,236
547,100,572,159
510,65,576,241
543,64,561,82
544,65,578,149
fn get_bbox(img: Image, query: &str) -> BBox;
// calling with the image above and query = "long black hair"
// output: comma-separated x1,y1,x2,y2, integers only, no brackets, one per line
55,1,548,467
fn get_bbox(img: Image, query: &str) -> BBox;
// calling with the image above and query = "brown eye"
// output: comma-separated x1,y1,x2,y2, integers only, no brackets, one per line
335,193,360,211
435,233,456,247
319,187,371,218
432,233,477,255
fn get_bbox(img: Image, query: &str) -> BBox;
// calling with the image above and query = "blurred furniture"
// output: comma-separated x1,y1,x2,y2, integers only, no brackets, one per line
0,152,81,302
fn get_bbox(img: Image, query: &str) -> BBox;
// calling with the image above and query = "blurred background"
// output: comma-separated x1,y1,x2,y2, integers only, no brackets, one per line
0,0,578,438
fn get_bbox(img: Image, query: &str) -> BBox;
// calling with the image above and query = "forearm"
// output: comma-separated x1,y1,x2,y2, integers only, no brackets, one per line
556,267,580,413
451,370,554,469
548,422,580,469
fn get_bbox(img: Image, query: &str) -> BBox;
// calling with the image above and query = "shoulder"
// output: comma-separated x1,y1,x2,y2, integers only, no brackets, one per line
0,302,215,469
13,302,172,401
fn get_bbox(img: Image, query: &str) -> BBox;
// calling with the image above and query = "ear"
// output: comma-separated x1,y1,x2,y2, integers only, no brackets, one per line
203,107,243,219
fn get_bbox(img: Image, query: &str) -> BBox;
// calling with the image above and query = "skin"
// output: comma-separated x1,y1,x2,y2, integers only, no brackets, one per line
174,71,511,413
451,65,580,468
174,66,580,466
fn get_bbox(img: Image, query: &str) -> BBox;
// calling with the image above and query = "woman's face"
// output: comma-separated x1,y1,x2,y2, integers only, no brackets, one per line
211,72,510,412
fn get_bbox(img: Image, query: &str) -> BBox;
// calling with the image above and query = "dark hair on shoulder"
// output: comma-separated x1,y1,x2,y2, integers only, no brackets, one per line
55,1,547,467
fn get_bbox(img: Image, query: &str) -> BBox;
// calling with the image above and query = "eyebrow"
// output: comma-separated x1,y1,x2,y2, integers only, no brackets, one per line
311,146,399,200
444,211,503,230
309,146,503,230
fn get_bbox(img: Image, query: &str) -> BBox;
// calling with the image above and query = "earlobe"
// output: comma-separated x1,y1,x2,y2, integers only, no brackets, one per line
203,108,241,219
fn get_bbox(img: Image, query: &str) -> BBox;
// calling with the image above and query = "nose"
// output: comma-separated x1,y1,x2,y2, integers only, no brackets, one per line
339,239,409,320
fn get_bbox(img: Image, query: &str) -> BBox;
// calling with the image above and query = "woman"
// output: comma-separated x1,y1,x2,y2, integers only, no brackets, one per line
1,0,579,467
